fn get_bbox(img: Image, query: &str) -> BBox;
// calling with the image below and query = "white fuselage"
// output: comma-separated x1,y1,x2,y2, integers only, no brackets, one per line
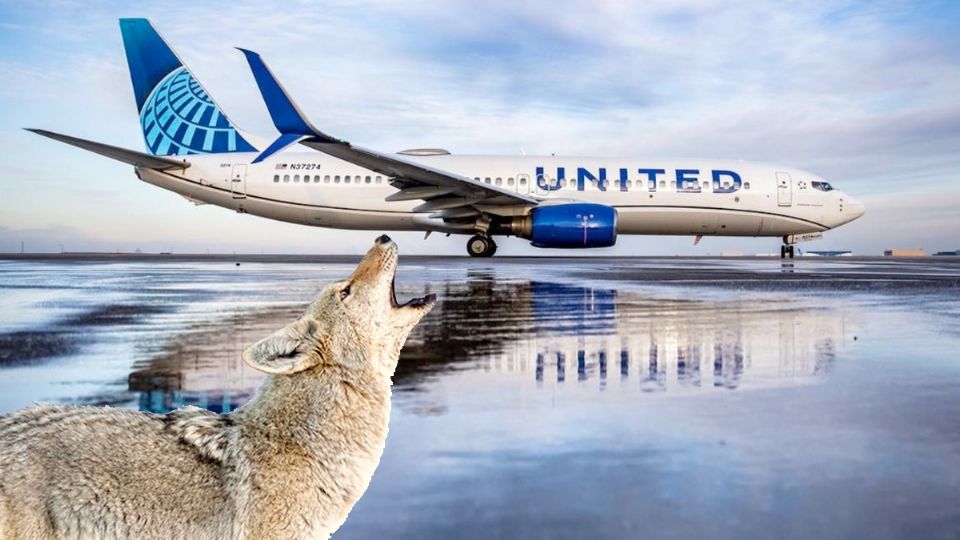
137,152,864,238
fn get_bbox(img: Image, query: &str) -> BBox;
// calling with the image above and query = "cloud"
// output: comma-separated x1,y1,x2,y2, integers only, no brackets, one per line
0,0,958,254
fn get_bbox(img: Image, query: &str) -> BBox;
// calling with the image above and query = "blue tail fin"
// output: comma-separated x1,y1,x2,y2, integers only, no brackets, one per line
119,18,256,156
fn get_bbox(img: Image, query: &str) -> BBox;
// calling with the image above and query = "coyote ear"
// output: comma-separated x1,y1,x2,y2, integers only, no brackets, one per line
242,318,319,375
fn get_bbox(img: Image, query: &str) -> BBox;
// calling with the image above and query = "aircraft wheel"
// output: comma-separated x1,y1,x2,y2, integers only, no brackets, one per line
467,235,494,257
485,238,498,257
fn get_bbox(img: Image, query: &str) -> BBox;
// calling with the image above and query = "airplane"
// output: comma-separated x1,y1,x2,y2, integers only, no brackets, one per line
29,18,864,258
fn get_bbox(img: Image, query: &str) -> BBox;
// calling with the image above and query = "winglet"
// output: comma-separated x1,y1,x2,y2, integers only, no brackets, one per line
237,48,340,163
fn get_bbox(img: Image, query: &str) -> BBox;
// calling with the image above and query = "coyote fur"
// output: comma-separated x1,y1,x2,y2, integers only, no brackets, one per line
0,236,435,539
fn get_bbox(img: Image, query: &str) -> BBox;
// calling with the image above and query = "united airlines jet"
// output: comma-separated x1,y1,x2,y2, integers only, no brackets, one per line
30,19,864,258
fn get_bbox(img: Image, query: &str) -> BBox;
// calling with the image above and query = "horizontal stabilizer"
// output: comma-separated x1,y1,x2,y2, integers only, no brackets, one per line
27,129,190,170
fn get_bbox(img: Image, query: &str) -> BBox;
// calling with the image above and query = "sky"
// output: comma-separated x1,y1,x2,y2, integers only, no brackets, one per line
0,0,957,256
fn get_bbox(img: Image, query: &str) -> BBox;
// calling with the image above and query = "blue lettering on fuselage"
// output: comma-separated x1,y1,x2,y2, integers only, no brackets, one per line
712,170,742,193
577,167,607,191
535,166,563,191
638,168,666,192
533,167,741,194
676,169,700,193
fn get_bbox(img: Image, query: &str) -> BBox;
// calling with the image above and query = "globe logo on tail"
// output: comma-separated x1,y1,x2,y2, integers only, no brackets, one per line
140,67,254,156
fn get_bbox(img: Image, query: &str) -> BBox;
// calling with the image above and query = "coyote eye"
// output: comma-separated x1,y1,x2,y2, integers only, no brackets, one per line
340,285,351,300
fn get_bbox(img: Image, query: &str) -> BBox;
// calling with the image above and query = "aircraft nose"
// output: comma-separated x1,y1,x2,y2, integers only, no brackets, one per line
375,234,392,245
845,197,865,222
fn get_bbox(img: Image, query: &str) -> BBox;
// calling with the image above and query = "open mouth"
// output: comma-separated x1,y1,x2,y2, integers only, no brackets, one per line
389,275,436,309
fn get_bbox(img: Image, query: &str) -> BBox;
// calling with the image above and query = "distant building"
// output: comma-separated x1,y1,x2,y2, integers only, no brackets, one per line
934,250,959,256
805,250,853,257
884,248,926,257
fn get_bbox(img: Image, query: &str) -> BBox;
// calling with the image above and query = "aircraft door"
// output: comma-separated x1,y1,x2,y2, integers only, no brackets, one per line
776,172,792,207
517,173,531,195
231,164,247,199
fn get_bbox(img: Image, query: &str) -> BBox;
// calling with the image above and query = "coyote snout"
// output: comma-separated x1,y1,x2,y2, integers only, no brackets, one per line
0,237,435,540
242,234,435,377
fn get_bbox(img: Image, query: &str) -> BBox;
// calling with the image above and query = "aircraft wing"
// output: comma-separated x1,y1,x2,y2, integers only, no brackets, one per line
26,129,190,171
237,49,539,217
301,141,538,209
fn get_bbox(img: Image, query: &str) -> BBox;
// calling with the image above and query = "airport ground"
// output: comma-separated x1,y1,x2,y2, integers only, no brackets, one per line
0,256,958,539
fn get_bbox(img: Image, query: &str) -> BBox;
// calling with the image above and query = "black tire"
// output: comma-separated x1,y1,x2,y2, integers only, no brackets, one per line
467,235,492,257
485,238,498,257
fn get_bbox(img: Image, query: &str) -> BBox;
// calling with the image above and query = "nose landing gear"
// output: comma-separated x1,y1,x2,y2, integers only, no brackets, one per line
467,234,497,257
780,237,796,259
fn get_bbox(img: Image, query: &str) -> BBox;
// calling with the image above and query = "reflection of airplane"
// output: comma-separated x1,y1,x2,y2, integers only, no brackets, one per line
128,309,284,413
29,19,864,258
125,277,850,413
403,279,851,394
503,282,848,392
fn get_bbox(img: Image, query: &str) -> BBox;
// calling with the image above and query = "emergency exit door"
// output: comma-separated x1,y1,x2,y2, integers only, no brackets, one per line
517,173,531,195
230,164,247,199
776,172,792,207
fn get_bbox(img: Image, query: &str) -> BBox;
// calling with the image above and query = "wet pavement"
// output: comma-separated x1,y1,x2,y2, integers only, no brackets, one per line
0,256,959,539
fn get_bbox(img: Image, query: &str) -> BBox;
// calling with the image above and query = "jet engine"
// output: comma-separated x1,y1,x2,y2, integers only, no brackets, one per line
509,203,617,248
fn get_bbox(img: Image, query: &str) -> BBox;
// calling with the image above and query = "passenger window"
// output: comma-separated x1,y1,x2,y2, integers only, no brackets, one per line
334,176,341,183
520,177,527,185
344,176,351,184
474,177,481,181
294,175,300,183
702,181,709,190
375,176,382,184
648,180,656,190
485,177,492,184
314,175,320,183
659,180,666,189
283,174,290,183
324,175,330,183
365,176,371,184
507,178,514,186
495,178,502,186
273,175,279,183
744,182,751,190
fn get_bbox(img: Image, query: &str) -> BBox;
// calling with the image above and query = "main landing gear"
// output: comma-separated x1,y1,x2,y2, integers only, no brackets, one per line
467,234,498,257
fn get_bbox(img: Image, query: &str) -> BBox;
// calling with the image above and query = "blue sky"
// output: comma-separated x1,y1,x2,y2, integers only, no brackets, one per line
0,0,957,255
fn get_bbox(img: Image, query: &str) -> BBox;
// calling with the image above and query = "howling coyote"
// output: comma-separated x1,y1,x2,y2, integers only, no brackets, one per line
0,236,435,539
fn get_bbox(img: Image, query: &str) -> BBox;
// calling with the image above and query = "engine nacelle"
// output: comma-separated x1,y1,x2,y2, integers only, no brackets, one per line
509,204,618,248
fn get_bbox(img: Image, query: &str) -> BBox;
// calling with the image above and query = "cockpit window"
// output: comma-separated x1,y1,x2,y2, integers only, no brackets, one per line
812,180,834,192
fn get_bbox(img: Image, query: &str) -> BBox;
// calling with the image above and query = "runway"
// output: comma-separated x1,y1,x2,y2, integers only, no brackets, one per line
1,256,958,539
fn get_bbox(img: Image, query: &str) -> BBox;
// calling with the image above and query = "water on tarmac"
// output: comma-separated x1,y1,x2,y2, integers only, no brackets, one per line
0,256,958,539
